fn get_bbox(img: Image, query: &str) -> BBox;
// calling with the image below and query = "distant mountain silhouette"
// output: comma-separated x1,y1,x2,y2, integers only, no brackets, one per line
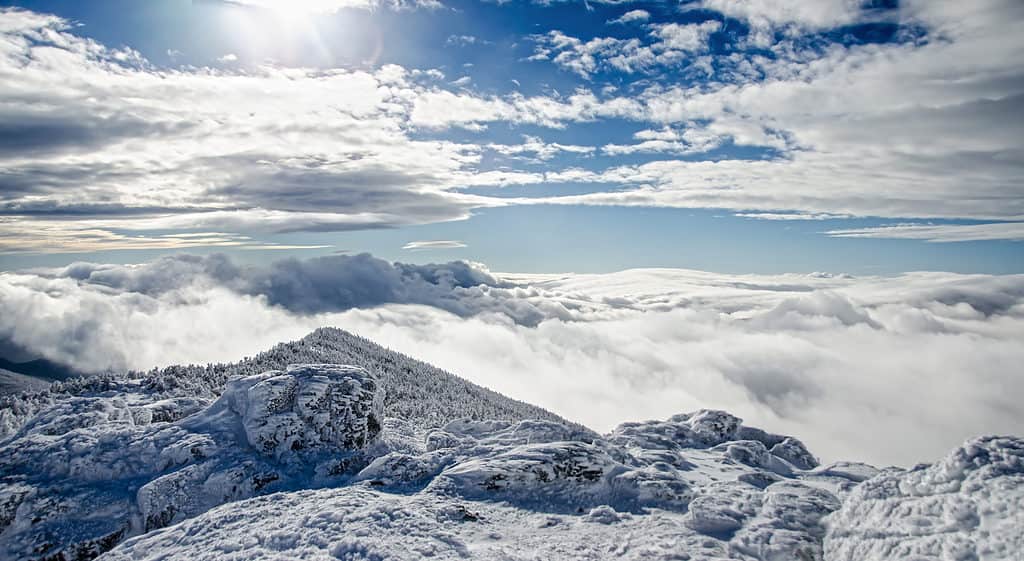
0,356,82,383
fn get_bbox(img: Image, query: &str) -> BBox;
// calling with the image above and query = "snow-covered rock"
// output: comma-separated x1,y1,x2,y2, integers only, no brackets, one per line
0,330,1020,561
217,364,384,460
95,408,868,561
0,327,582,442
0,364,386,561
825,435,1024,560
98,430,1024,561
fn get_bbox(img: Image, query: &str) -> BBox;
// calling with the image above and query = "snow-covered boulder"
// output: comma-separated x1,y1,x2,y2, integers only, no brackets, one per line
677,409,744,445
438,440,620,503
825,435,1024,560
770,436,819,470
218,364,384,460
355,451,452,487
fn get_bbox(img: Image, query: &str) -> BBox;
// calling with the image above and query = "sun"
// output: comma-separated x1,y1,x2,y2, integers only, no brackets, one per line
239,0,373,16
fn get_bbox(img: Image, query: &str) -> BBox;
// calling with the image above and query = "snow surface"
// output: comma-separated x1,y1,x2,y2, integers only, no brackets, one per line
0,328,1021,560
100,412,1024,561
825,436,1024,560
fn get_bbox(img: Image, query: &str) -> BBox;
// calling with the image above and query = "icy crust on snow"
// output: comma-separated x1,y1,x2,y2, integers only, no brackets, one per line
104,409,862,561
825,435,1024,561
0,364,387,561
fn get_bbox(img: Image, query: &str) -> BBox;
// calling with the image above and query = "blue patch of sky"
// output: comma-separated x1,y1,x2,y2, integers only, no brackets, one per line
3,208,1021,275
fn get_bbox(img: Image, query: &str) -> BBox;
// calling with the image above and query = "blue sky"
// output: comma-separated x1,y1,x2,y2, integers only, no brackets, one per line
0,0,1021,273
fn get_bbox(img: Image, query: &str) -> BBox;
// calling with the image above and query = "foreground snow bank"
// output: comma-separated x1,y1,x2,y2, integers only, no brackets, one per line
825,436,1024,560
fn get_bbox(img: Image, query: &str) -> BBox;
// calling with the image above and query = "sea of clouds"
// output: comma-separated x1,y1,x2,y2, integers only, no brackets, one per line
1,253,1022,466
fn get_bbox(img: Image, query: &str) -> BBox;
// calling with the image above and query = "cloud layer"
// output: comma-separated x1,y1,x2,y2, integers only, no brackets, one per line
2,253,1022,466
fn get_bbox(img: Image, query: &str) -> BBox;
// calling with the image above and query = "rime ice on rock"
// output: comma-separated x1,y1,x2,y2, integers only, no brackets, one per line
223,364,384,460
825,435,1024,561
0,363,386,561
101,407,886,561
1,328,1019,561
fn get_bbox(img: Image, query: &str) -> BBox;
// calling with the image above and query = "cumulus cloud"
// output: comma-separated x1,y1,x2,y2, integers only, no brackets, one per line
699,0,871,46
2,254,1023,467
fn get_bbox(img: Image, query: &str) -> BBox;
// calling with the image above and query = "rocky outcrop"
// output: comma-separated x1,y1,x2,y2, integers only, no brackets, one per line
219,364,384,460
0,364,384,561
102,409,874,561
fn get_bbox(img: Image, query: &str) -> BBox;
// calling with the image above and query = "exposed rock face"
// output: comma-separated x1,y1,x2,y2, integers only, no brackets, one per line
0,364,384,561
825,435,1024,560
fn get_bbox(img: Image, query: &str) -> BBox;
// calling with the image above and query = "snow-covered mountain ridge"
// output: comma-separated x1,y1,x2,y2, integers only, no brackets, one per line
0,329,1020,560
0,327,580,439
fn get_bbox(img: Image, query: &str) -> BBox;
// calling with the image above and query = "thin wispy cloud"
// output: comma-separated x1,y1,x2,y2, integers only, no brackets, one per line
827,222,1024,243
402,240,468,250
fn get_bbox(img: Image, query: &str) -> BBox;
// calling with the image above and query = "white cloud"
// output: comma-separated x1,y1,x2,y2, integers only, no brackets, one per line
446,34,489,47
607,9,649,25
402,240,468,250
737,212,853,221
489,135,595,161
1,255,1022,467
0,9,497,252
2,1,1024,248
516,1,1024,229
603,123,726,155
217,53,238,62
826,222,1024,242
700,0,867,42
530,22,721,78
